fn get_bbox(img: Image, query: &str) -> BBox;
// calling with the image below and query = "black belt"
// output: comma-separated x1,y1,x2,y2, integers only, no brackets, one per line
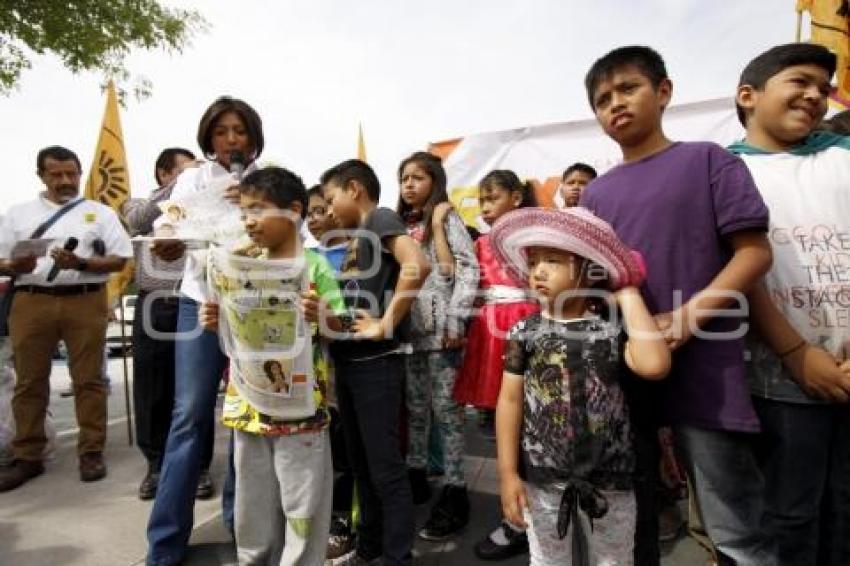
17,283,104,296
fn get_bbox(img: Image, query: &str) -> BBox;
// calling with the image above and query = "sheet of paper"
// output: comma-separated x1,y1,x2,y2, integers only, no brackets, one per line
155,175,244,245
208,246,316,420
11,238,55,258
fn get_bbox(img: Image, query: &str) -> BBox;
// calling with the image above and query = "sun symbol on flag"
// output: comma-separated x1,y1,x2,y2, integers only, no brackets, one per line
94,150,128,205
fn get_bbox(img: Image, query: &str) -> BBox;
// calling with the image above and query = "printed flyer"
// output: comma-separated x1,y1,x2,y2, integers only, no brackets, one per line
157,174,244,244
207,245,316,419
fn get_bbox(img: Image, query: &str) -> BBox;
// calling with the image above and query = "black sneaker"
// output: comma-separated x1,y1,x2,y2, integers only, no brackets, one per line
408,467,431,505
418,484,469,541
196,469,214,499
138,471,160,500
478,410,496,441
473,521,529,560
333,551,381,565
326,516,357,560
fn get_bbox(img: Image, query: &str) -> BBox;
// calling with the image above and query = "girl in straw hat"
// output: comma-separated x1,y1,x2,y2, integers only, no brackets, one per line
490,206,670,566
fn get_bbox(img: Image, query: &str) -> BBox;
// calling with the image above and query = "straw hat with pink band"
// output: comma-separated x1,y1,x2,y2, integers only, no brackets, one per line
489,207,647,291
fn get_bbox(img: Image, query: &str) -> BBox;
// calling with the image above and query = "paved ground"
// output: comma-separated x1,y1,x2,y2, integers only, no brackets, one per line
0,357,710,565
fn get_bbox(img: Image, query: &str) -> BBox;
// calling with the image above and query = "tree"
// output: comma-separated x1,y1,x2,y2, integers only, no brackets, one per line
0,0,207,97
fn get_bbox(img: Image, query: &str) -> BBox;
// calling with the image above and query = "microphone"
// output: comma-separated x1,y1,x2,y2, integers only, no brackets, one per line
47,237,79,282
229,150,245,181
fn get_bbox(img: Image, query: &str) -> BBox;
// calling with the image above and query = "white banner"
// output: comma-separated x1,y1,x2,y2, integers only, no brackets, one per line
440,97,744,228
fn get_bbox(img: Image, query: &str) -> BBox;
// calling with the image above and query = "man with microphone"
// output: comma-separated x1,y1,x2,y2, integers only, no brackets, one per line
0,145,133,491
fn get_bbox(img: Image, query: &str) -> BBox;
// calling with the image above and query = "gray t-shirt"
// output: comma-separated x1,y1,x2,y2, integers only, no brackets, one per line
330,207,408,361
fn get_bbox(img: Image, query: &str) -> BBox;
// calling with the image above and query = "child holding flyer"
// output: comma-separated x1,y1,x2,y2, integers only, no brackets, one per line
201,166,345,565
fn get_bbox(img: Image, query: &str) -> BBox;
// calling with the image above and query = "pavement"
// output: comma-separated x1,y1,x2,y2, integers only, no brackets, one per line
0,356,710,565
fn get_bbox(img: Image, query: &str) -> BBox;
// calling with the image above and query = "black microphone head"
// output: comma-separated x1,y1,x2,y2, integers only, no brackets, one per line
92,238,105,256
65,237,79,251
229,150,245,169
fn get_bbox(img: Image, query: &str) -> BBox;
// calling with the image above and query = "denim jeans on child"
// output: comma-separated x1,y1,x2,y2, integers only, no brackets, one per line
146,297,229,566
753,397,850,566
673,424,776,566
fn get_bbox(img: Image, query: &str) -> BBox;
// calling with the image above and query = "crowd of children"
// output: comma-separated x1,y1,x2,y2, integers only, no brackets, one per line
118,40,850,566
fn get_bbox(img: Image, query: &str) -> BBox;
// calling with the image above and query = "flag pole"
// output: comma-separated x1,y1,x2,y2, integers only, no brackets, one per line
796,10,802,42
85,80,135,444
119,294,133,445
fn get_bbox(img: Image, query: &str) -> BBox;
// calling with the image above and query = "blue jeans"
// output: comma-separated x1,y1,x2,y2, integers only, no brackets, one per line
146,297,229,565
335,354,413,565
673,424,776,566
753,397,850,566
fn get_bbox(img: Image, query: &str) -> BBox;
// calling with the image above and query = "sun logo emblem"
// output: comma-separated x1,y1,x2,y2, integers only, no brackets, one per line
93,150,128,206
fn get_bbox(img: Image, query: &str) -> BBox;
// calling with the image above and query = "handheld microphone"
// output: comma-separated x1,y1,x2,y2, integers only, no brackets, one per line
229,150,246,181
46,237,79,282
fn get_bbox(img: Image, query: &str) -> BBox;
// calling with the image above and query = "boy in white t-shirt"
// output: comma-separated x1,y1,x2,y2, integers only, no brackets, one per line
731,42,850,565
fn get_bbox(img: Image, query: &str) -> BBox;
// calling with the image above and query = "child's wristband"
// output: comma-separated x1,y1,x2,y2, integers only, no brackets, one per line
778,339,807,359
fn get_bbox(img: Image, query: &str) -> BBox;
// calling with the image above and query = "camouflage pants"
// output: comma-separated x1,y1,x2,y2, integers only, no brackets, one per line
405,349,465,486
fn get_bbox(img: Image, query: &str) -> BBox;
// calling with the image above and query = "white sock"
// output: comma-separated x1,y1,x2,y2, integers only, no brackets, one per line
489,520,525,545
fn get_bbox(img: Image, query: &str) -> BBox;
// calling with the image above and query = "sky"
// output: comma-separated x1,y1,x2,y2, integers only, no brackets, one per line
0,1,800,213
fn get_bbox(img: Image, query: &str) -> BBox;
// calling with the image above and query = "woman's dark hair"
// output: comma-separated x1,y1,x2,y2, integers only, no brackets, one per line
479,169,537,208
197,96,264,160
263,360,283,382
154,147,195,185
395,151,448,243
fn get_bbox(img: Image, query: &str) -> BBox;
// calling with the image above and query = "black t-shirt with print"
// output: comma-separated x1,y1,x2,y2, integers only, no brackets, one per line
504,313,634,489
330,207,410,361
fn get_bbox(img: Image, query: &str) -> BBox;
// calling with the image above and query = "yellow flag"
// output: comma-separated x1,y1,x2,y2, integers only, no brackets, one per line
357,123,367,161
84,80,134,304
797,0,850,101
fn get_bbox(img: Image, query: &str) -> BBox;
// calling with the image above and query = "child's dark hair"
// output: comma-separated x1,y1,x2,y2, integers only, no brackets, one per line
395,151,449,243
240,166,307,219
479,170,537,208
822,109,850,135
306,184,323,201
197,96,264,160
320,159,381,202
584,46,668,108
736,43,836,126
562,162,598,181
154,147,195,185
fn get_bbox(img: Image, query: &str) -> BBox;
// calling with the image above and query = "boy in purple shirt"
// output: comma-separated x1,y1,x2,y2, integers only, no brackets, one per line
579,46,775,566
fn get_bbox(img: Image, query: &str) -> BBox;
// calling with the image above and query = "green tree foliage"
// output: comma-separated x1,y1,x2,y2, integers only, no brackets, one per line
0,0,207,96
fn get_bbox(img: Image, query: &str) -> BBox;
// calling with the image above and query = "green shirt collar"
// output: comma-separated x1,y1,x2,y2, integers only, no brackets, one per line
728,131,850,156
